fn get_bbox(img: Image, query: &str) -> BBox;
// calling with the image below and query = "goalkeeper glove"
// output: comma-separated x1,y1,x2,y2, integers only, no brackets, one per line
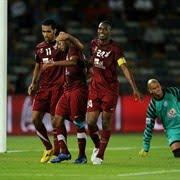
139,149,148,157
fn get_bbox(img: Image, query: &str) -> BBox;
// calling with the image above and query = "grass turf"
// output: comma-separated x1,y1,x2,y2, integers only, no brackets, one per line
0,134,180,180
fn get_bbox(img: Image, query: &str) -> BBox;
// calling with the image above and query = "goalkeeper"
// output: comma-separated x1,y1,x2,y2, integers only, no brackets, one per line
139,79,180,158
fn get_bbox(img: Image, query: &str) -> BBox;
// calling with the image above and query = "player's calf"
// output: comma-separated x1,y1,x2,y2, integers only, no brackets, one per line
172,148,180,157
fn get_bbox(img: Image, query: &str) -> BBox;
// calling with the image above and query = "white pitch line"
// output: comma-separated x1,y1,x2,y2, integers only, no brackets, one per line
0,170,179,178
6,146,167,153
117,169,180,177
0,173,107,179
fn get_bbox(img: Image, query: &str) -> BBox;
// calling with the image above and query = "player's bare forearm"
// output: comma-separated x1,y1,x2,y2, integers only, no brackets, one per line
31,63,41,85
68,35,84,50
121,64,138,91
120,64,142,100
43,56,78,69
28,63,40,95
53,59,77,66
57,32,84,50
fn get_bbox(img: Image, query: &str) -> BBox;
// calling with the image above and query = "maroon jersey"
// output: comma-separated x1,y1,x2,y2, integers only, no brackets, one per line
89,39,124,95
35,41,66,88
64,47,87,90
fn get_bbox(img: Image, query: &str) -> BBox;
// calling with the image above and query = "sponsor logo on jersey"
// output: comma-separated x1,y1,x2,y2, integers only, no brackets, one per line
167,108,176,118
40,48,44,53
96,49,111,58
94,58,106,69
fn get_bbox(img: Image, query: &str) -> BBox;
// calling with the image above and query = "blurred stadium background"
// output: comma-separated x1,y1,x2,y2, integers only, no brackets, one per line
2,1,180,178
8,0,180,94
7,0,180,135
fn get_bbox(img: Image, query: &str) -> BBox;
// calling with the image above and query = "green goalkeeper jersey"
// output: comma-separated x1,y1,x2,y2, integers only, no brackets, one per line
143,87,180,151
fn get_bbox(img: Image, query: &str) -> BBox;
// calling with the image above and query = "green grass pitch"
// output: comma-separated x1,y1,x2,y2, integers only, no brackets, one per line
0,134,180,180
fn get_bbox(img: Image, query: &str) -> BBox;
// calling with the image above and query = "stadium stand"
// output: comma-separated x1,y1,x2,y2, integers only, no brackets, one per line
8,0,180,94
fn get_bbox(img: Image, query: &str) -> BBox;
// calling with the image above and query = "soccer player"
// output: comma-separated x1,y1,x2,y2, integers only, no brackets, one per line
42,37,88,164
139,79,180,158
87,21,142,165
28,19,84,163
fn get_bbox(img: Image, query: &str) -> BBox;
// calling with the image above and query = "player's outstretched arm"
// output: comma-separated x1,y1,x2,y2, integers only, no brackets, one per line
42,56,78,70
119,63,142,100
57,32,84,50
139,118,153,158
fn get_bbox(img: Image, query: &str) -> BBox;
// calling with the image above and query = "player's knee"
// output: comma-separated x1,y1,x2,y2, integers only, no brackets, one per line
102,119,111,129
74,118,85,129
173,148,180,158
87,118,96,127
32,117,42,128
52,119,57,128
53,116,64,128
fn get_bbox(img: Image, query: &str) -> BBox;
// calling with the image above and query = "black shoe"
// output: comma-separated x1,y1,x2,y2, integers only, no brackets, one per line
51,153,71,163
74,156,87,164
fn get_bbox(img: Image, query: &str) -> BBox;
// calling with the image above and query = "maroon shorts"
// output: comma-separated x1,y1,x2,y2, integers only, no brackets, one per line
55,86,88,120
32,86,63,116
87,88,118,113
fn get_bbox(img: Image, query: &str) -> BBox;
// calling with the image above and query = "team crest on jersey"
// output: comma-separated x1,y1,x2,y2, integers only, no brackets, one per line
167,108,176,118
39,48,44,53
163,101,168,107
87,100,93,108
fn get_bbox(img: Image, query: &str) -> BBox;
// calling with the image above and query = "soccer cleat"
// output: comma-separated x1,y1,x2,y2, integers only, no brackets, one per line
91,148,99,162
40,149,54,163
139,149,148,157
92,157,103,165
47,155,57,163
50,153,71,163
74,156,87,164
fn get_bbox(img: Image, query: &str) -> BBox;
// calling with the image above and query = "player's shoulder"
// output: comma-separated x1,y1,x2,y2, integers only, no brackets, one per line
35,41,48,49
166,87,179,96
69,46,82,57
91,39,98,45
166,87,179,93
69,45,78,51
166,86,179,90
110,40,123,50
149,98,156,107
110,39,119,46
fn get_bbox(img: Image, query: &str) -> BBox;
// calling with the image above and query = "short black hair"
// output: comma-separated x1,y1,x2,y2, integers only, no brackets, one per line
99,20,112,28
41,19,57,30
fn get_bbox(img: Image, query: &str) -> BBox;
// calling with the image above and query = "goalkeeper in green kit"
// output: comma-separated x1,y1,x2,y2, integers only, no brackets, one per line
139,79,180,158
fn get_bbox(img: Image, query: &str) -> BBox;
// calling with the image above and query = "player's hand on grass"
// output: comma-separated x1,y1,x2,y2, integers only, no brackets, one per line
139,149,148,157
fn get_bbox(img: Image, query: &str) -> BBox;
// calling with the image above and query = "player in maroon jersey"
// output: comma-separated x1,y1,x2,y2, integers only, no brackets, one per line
87,21,142,165
28,19,84,163
42,36,88,164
